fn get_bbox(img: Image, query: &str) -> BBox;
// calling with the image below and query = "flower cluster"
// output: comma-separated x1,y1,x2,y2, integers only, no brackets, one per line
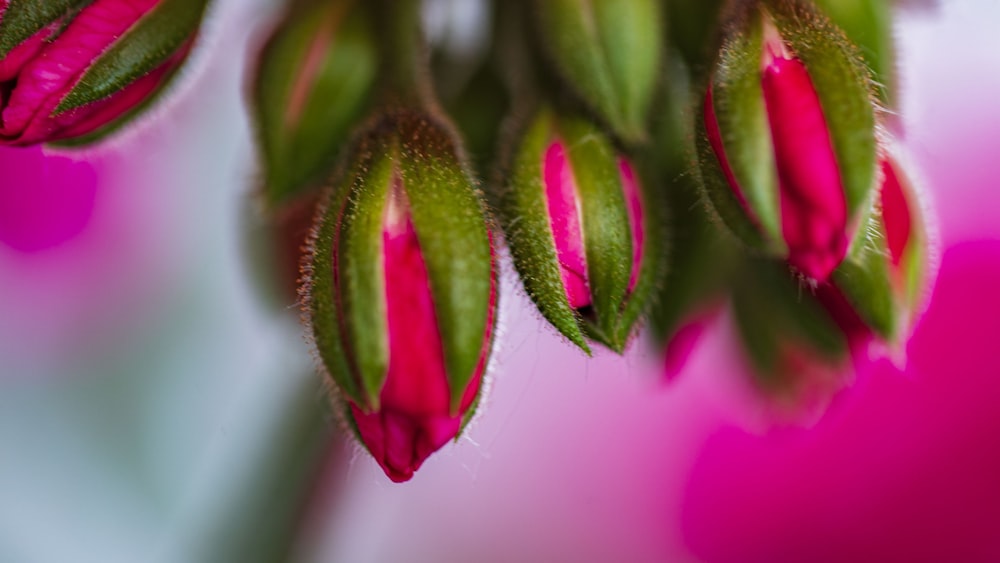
245,0,931,480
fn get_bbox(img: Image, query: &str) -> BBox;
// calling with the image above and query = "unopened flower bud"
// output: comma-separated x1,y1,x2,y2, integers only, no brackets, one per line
534,0,664,145
500,107,662,354
697,0,877,282
0,0,208,145
305,110,496,482
252,0,378,207
732,258,852,416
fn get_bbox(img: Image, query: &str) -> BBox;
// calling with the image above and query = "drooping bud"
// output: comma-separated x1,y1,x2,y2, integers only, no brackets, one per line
697,0,877,282
252,0,378,208
732,257,853,417
0,0,208,146
305,110,496,482
499,106,663,354
533,0,664,145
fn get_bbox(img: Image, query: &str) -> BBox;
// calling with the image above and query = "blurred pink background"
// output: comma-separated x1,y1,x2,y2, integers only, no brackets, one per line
0,1,998,562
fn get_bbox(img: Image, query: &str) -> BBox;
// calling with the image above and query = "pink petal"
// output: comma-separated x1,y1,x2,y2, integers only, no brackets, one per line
543,141,590,308
762,55,848,281
618,157,644,292
881,157,913,268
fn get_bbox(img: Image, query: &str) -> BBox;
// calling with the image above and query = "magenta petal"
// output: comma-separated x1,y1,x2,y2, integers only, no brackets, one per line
762,56,848,281
881,157,913,268
0,21,54,83
543,141,590,308
618,157,644,292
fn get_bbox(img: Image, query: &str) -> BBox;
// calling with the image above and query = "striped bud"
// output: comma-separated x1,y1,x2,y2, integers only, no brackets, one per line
306,110,496,482
697,0,878,282
500,107,663,354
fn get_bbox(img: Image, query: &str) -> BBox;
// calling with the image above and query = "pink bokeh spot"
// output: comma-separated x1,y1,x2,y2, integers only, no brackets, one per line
350,185,494,483
682,241,1000,562
763,55,848,282
0,146,97,252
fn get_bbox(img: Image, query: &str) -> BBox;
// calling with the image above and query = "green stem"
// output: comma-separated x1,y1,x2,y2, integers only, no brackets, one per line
376,0,433,108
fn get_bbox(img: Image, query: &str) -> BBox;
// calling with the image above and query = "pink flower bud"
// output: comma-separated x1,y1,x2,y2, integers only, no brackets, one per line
698,5,876,283
307,111,496,482
348,187,496,483
542,141,644,310
0,0,205,145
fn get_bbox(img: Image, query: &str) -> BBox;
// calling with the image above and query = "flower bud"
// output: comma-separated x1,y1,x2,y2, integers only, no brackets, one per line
500,107,662,354
252,0,378,208
0,0,208,145
697,0,877,282
534,0,664,145
305,110,496,482
732,257,852,416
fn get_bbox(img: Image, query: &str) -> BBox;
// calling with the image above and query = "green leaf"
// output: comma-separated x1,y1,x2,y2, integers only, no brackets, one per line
500,106,591,353
0,0,94,58
54,0,208,114
399,111,493,413
254,0,378,207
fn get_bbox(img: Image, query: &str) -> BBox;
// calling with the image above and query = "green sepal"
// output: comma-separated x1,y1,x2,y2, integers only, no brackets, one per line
831,216,897,341
499,106,591,353
0,0,94,58
54,0,209,115
560,116,633,351
614,158,669,351
335,135,396,411
253,0,378,208
766,0,878,230
733,257,849,386
396,111,493,414
307,182,364,407
809,0,895,106
697,7,783,252
535,0,664,145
